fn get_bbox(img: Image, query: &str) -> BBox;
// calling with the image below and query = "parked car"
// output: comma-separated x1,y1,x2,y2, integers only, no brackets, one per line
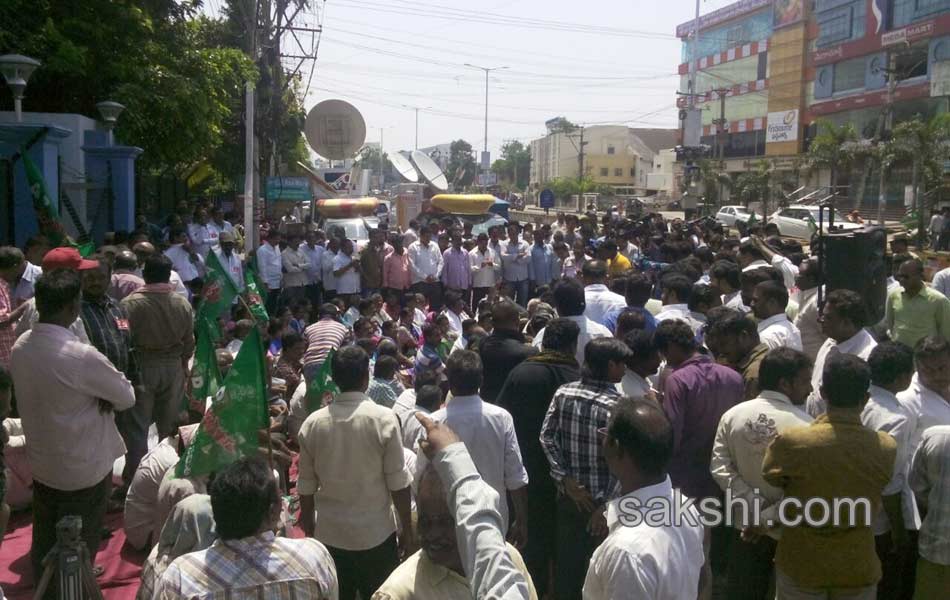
715,205,755,228
768,205,863,239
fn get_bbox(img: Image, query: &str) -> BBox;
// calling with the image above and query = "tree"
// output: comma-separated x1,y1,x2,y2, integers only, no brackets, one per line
733,159,773,219
801,120,859,198
490,141,531,190
546,117,578,134
353,145,394,186
446,140,477,189
697,159,733,207
887,114,950,245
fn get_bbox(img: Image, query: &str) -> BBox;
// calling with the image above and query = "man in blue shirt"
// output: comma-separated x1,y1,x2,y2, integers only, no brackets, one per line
602,273,658,335
529,230,556,296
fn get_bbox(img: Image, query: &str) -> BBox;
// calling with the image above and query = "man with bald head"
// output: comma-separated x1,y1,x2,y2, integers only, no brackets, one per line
109,250,145,301
372,464,538,600
132,241,189,299
478,300,538,403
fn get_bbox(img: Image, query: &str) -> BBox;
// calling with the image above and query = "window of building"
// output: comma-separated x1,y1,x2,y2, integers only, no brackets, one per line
818,8,852,47
614,168,623,177
833,56,866,93
757,52,768,80
630,168,636,177
600,167,609,177
894,44,929,80
607,146,615,155
892,0,949,27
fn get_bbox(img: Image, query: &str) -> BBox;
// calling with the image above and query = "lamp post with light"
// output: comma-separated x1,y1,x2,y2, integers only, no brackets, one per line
96,101,126,146
0,54,41,122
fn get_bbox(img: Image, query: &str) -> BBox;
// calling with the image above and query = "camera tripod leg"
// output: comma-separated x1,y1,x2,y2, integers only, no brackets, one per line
32,560,55,600
79,547,103,600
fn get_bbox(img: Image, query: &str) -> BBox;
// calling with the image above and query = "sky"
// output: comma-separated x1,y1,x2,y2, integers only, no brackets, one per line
284,0,739,162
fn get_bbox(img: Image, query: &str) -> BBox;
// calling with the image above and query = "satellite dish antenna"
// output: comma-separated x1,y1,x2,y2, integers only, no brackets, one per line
411,150,448,191
389,152,419,183
304,99,367,160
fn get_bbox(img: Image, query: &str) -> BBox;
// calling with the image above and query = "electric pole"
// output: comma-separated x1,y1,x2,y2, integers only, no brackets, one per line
712,87,730,207
465,63,508,189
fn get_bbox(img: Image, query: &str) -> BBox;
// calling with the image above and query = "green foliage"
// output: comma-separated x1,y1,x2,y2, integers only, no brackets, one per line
732,159,772,212
546,117,578,134
887,114,950,195
697,159,733,206
547,176,598,199
801,120,860,192
447,139,477,189
0,0,309,198
490,140,531,189
354,145,394,185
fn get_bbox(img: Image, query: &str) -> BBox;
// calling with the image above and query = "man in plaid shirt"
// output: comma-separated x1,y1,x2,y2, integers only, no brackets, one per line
157,456,338,600
540,337,630,600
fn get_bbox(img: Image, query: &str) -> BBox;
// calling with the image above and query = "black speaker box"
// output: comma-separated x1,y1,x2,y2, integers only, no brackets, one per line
822,226,888,324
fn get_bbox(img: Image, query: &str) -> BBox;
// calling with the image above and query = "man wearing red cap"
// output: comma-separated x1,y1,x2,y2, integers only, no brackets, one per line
12,247,96,344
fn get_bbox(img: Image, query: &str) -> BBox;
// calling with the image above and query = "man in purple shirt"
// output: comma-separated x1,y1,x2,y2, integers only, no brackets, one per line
441,231,472,304
654,319,743,500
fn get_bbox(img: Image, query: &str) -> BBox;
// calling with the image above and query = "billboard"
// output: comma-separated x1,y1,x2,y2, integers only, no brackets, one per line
766,110,799,143
773,0,803,29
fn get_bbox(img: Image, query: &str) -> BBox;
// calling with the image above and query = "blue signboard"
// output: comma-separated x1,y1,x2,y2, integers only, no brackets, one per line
539,189,555,209
265,176,312,202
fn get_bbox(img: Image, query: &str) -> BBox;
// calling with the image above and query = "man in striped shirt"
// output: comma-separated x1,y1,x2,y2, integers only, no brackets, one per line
301,303,351,383
157,456,338,600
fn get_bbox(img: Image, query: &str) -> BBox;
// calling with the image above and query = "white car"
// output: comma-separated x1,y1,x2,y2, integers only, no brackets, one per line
768,206,863,239
715,205,754,228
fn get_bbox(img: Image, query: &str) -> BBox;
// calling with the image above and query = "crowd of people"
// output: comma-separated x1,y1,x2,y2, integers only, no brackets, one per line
1,201,950,600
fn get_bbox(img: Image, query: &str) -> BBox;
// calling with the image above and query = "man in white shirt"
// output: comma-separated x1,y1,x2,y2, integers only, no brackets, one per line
187,208,218,266
908,425,950,598
10,269,136,576
425,350,530,547
208,206,234,239
321,237,339,300
408,227,444,310
710,348,814,599
929,209,946,250
213,232,245,292
710,260,749,314
932,265,950,299
806,289,877,417
164,227,203,284
297,346,414,600
281,232,311,305
583,398,705,600
752,280,802,351
532,278,611,366
469,233,500,310
792,259,827,360
738,238,798,289
655,273,703,334
501,223,531,308
332,238,362,299
581,259,626,326
255,229,283,313
899,336,950,455
299,230,325,306
617,329,660,402
862,342,918,598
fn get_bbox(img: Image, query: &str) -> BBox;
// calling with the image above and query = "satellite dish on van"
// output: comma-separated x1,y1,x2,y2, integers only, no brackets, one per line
304,99,367,160
389,152,419,183
411,150,448,191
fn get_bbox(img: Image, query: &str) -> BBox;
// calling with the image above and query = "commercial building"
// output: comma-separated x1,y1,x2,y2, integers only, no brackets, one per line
528,121,676,195
676,0,950,208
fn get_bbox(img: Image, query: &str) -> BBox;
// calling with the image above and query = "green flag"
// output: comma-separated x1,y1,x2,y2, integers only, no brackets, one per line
306,349,339,413
21,149,66,246
76,241,96,257
188,319,223,414
243,264,269,323
176,328,270,478
195,250,240,340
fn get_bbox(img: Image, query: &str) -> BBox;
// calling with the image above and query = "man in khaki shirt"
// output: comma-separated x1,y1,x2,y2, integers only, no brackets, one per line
297,345,414,600
121,255,195,438
763,353,896,599
372,464,538,600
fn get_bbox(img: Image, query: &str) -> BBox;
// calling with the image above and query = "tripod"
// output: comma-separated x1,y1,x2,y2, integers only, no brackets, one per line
33,516,103,600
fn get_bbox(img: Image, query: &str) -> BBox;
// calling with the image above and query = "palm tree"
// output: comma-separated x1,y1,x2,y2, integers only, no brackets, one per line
887,114,950,245
801,120,859,199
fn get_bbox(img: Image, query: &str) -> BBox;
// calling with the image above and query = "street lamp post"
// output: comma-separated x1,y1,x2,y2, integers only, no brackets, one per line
465,63,507,188
96,100,126,146
402,105,431,150
0,54,41,122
